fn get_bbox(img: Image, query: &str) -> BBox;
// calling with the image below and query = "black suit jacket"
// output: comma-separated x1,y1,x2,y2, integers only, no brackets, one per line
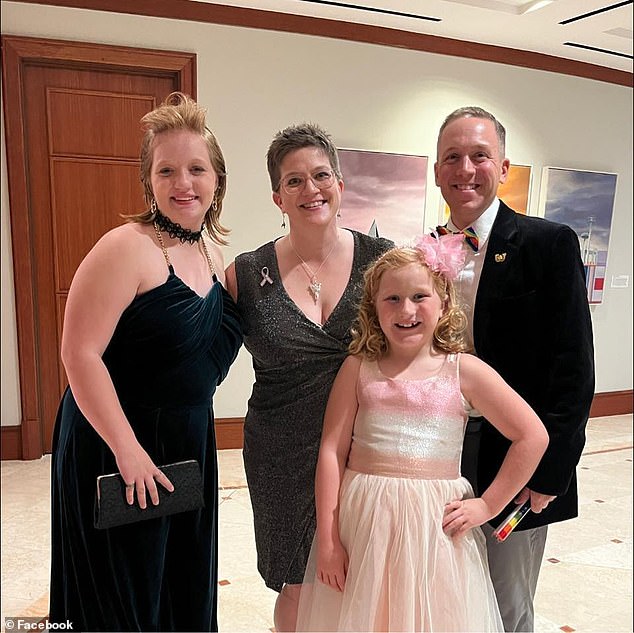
473,202,595,530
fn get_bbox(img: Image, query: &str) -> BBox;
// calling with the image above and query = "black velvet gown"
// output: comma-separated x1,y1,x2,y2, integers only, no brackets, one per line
49,266,242,632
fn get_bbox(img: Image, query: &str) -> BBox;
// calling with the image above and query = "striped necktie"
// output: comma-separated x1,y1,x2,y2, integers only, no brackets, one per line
436,225,479,252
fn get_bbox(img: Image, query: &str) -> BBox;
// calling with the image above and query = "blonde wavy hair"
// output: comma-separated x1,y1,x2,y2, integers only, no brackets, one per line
126,92,229,245
349,247,472,361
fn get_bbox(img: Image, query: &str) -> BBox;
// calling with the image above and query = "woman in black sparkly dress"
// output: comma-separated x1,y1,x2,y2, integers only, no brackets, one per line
226,123,392,632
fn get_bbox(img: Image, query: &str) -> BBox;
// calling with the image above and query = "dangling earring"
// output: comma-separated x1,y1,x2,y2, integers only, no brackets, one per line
336,210,342,218
150,199,158,215
281,213,286,229
211,199,218,212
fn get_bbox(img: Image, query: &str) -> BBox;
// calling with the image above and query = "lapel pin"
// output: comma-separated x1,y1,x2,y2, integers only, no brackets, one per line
494,253,507,263
260,266,274,286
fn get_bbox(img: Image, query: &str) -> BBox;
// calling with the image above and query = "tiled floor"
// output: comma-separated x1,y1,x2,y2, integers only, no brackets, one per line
1,415,632,632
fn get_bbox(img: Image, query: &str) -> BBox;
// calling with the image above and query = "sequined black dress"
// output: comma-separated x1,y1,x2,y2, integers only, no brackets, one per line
235,230,392,591
49,267,242,632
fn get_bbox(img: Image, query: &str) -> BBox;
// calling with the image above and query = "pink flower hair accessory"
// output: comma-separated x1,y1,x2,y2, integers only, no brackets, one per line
414,232,466,281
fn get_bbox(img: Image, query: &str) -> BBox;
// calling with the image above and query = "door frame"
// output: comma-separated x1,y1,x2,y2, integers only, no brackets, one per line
1,35,196,459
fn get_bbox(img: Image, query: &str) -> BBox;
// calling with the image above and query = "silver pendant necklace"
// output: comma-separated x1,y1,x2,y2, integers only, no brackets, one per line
288,235,339,303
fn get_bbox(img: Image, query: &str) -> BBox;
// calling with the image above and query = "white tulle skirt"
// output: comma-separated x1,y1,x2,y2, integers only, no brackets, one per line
297,469,503,632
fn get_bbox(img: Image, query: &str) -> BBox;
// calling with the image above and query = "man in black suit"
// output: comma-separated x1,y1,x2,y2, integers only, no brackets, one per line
434,107,595,632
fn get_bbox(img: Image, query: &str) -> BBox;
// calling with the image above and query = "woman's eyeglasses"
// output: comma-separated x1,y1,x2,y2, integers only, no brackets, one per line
278,170,336,195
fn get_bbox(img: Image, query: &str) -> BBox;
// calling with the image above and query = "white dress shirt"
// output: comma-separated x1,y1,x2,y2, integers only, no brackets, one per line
447,199,500,350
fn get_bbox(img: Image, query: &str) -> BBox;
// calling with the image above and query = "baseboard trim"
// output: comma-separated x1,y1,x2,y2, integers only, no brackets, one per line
0,417,246,458
1,425,22,460
2,390,632,459
588,390,633,418
215,417,244,450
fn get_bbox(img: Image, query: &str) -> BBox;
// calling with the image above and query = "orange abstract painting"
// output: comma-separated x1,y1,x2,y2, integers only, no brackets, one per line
498,164,531,215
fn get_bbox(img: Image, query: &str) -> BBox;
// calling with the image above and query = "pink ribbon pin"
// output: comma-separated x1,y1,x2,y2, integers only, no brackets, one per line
260,267,273,287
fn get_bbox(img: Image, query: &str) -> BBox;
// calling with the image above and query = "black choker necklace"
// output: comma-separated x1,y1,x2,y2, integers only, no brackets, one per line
153,208,204,244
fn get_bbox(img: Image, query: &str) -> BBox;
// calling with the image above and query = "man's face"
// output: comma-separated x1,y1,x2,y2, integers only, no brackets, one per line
434,117,509,225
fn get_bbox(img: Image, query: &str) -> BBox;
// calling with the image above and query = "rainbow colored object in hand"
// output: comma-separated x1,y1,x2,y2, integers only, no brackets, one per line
492,500,532,543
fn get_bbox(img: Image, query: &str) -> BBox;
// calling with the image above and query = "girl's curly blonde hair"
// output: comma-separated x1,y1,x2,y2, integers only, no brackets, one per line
349,247,472,360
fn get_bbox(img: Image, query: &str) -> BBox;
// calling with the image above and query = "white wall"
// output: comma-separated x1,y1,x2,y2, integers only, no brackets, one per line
1,81,22,427
2,1,632,425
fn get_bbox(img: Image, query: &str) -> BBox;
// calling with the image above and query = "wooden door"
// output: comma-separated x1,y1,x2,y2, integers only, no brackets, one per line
2,36,195,458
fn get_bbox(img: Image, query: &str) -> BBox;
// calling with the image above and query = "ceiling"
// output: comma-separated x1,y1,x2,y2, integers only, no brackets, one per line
196,0,633,73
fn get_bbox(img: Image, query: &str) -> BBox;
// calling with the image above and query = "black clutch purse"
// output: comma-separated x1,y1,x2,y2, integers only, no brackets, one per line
94,459,205,530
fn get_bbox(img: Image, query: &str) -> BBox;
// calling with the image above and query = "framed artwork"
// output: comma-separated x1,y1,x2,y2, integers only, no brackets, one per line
438,163,532,224
538,167,618,304
499,164,532,215
337,149,428,245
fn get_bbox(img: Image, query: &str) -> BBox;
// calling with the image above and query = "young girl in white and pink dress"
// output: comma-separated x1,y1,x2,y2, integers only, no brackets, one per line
296,234,549,632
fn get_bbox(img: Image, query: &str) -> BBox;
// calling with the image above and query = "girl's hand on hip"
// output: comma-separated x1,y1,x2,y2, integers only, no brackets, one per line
442,497,490,538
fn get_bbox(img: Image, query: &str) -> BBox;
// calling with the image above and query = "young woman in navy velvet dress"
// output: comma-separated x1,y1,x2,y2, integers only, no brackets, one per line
49,93,241,632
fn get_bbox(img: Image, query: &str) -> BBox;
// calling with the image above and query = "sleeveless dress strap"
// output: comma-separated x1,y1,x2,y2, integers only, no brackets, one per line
153,224,175,274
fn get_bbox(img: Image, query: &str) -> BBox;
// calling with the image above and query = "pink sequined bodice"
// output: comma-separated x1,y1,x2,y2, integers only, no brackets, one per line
347,354,470,480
